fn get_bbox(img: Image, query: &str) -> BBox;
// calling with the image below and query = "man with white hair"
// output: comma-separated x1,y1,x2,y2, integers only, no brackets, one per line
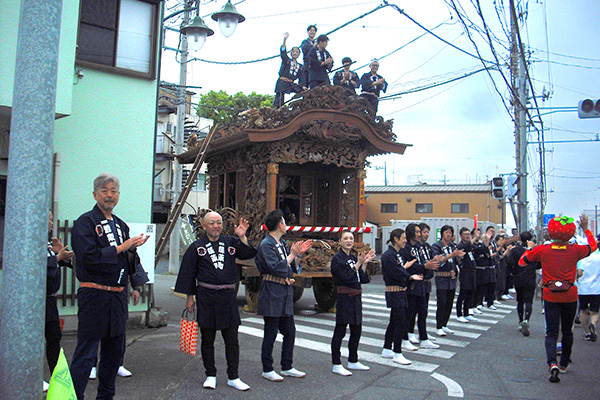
175,211,256,391
70,174,149,399
360,59,387,112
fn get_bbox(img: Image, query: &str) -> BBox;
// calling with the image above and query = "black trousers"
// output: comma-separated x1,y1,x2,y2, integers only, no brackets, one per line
331,323,361,364
516,286,536,322
436,289,456,329
93,335,126,369
262,315,295,372
475,282,495,308
200,326,239,379
70,334,124,400
407,295,428,340
45,320,62,374
383,306,407,353
45,297,62,374
456,289,474,317
544,301,577,367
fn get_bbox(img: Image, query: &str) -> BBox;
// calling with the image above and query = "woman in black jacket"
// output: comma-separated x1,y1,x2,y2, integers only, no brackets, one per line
380,229,421,365
330,231,375,376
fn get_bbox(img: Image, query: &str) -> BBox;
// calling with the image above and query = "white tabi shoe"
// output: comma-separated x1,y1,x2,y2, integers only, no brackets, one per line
227,378,250,391
89,367,97,380
381,348,395,358
477,305,483,310
117,366,132,377
420,340,440,349
488,305,498,310
436,328,447,336
457,316,469,323
43,381,49,392
442,326,455,334
401,341,418,351
408,333,420,344
393,353,412,365
494,300,503,306
347,361,370,371
262,371,284,382
332,365,352,376
465,315,478,321
203,376,217,389
472,308,483,314
500,294,511,301
281,368,306,378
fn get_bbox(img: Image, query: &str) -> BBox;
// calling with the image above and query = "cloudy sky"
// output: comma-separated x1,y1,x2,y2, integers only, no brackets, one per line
161,0,600,229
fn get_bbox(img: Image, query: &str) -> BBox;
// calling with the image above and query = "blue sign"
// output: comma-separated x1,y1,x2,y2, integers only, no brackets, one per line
543,214,556,226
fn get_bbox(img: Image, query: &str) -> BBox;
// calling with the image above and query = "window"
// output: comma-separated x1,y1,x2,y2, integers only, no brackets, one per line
381,203,398,213
415,203,433,213
77,0,159,77
181,170,206,192
451,203,469,213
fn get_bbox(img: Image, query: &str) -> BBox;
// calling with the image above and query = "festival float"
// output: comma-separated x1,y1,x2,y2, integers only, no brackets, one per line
178,85,411,311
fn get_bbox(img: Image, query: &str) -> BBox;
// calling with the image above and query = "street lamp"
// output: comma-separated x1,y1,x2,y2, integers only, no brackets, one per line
212,0,246,38
162,0,244,275
177,0,245,51
180,15,214,52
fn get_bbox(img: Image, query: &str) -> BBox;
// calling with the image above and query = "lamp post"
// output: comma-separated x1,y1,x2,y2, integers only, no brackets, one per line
165,0,244,274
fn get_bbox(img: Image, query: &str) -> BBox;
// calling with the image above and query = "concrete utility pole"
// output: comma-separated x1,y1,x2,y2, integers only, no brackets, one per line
510,0,528,233
0,1,63,398
169,5,190,274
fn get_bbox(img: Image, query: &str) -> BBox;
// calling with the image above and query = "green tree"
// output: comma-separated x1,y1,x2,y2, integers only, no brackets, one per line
197,90,274,124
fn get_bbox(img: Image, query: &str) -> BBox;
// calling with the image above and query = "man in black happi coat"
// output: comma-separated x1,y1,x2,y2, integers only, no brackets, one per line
175,211,256,391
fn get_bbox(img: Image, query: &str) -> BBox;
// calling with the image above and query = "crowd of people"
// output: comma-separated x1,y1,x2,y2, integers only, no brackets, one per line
43,174,599,397
375,217,599,384
273,25,387,112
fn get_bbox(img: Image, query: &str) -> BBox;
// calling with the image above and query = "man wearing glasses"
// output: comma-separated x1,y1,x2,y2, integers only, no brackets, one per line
70,174,149,399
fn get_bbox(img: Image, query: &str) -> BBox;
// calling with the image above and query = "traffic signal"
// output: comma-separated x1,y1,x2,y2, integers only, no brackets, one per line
491,177,505,200
578,99,600,119
506,174,520,198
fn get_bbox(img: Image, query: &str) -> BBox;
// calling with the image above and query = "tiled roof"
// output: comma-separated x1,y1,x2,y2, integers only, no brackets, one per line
365,184,490,193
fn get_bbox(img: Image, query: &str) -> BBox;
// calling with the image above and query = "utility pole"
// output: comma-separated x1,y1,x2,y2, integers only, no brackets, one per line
510,0,528,233
169,4,190,274
0,1,62,398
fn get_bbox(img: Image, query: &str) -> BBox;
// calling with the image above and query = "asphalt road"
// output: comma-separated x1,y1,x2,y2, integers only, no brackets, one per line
53,273,598,400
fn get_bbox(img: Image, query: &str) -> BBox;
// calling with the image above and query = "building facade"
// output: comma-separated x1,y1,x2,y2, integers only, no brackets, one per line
0,0,163,317
154,84,211,223
365,183,504,226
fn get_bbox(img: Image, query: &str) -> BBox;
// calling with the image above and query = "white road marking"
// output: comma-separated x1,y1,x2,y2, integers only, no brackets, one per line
431,372,464,398
237,325,439,373
243,317,456,359
292,316,470,347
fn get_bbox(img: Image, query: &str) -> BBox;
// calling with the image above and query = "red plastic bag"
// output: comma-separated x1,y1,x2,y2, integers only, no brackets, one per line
179,309,198,356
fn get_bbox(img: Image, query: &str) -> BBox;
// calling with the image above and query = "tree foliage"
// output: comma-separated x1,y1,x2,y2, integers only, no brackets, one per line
196,90,274,125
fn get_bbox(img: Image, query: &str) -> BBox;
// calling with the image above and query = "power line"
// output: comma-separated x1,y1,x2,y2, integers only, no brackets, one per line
380,66,494,100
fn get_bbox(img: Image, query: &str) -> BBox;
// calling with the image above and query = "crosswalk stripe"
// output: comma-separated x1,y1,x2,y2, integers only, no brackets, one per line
356,316,482,339
314,312,484,337
362,294,515,313
360,302,508,322
237,325,440,373
360,304,499,326
292,316,470,348
243,317,456,359
359,308,495,329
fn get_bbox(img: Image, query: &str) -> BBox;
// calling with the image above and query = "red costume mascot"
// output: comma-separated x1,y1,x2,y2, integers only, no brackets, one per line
519,215,597,382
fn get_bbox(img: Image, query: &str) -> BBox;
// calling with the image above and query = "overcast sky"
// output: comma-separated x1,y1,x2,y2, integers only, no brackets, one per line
161,0,600,229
